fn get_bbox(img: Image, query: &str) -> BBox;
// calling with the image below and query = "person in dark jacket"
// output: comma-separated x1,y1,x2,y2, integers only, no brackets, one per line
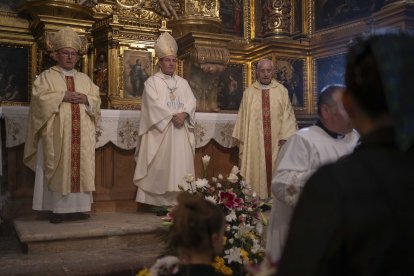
276,32,414,276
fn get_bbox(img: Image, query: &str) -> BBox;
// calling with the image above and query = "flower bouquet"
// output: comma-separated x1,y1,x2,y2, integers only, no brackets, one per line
162,155,266,275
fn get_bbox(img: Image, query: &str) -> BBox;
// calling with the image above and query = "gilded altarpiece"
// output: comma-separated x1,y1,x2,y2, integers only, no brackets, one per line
1,0,414,216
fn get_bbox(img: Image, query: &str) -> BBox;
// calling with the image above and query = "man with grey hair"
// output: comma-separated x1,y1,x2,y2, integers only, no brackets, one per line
24,26,101,224
233,59,297,199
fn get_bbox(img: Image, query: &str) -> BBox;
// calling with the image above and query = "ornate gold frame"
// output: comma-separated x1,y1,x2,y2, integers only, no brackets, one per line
0,12,36,106
216,62,247,113
274,55,308,112
120,49,153,99
312,52,347,113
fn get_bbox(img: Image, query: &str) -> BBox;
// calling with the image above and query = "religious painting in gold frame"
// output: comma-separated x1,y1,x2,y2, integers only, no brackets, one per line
313,0,387,31
274,56,307,110
313,53,346,113
220,0,244,37
0,43,34,105
122,49,152,99
220,0,252,39
217,63,245,111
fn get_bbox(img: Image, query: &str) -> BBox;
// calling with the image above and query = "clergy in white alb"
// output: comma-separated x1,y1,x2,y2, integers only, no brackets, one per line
232,59,297,199
23,27,101,223
266,85,359,262
133,32,196,206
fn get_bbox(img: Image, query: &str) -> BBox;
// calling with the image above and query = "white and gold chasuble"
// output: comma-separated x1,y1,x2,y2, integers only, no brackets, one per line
24,66,101,212
134,71,196,206
232,80,297,198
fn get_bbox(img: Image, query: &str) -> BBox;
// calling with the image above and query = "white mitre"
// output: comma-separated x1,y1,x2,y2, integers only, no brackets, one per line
52,26,82,52
154,32,178,58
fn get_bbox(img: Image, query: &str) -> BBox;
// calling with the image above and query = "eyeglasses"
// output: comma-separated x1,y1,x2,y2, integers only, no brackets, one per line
58,51,78,57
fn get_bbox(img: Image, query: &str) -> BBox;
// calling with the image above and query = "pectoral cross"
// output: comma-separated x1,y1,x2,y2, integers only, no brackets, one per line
170,90,176,101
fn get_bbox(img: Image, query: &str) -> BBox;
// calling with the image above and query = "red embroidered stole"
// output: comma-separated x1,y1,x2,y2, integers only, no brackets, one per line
65,76,81,193
262,89,272,197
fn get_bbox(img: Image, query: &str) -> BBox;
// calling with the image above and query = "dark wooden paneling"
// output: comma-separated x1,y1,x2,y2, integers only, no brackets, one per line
6,140,238,217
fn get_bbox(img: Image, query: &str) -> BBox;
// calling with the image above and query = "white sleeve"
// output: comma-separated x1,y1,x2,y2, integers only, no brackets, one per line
272,134,316,207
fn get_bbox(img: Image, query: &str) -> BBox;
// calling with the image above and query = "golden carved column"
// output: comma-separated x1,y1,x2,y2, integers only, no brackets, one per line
261,0,295,38
177,33,232,112
168,0,222,36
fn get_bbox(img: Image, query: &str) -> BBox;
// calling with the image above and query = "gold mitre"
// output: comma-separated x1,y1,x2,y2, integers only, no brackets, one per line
154,32,178,58
51,26,82,52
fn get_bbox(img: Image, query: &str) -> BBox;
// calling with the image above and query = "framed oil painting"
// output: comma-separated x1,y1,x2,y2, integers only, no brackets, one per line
220,0,244,37
217,64,244,111
315,53,346,96
0,44,30,103
122,50,152,98
314,0,386,31
274,57,305,108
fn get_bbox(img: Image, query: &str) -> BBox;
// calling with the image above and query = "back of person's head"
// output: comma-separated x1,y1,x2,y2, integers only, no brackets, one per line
317,84,345,116
345,37,388,118
345,31,414,150
169,193,225,258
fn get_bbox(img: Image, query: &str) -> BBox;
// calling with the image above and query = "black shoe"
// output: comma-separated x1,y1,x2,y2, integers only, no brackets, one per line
74,212,90,220
49,213,64,224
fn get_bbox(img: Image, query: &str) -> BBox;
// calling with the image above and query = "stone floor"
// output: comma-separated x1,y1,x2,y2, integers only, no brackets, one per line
0,212,167,276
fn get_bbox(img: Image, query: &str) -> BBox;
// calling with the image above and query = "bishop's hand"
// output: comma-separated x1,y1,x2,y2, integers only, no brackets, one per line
172,112,188,128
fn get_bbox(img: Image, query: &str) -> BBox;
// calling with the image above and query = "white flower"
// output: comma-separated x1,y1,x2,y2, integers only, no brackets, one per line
238,224,254,238
226,210,237,222
184,181,197,192
216,183,222,188
195,178,209,189
231,165,240,175
211,177,218,183
149,255,179,276
227,173,238,183
184,173,194,182
205,196,217,204
228,238,234,244
252,192,257,197
218,173,223,180
251,239,264,254
224,247,242,264
256,221,263,235
202,155,211,169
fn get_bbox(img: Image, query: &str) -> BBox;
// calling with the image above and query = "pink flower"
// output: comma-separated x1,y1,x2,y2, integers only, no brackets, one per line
219,191,243,210
162,212,174,222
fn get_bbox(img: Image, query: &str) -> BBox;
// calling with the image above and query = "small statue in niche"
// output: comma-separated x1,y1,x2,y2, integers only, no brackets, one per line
93,52,108,94
158,0,179,19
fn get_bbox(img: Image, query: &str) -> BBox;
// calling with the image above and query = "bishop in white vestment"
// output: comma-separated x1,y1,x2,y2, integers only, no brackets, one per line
133,32,196,206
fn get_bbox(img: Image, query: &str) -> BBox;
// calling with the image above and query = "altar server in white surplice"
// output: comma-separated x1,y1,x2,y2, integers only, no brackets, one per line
23,27,101,224
134,32,196,206
266,84,359,262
